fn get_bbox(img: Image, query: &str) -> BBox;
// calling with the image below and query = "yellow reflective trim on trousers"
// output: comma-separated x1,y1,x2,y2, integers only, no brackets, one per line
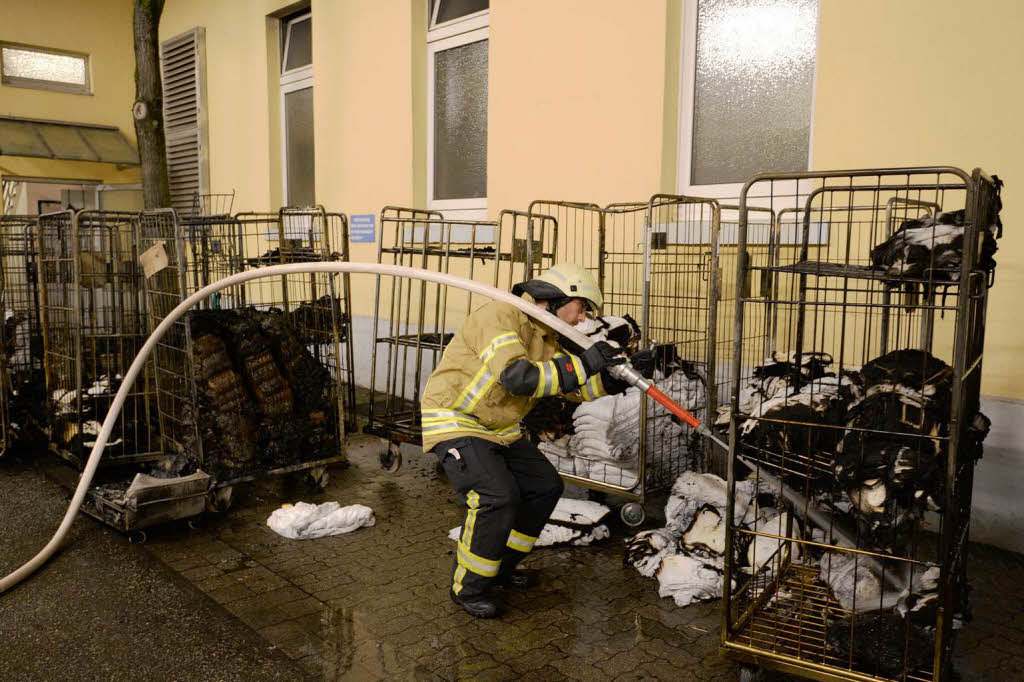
506,528,537,553
454,489,481,593
457,542,500,577
452,565,468,595
480,333,520,363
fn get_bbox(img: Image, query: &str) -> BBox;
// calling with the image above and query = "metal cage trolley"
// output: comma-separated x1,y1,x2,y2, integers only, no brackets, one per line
140,207,355,511
365,207,554,471
0,214,44,456
37,209,161,468
721,167,1001,682
524,197,724,525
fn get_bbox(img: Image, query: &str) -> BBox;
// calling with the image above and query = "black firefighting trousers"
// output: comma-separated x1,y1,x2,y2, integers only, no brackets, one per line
431,436,565,597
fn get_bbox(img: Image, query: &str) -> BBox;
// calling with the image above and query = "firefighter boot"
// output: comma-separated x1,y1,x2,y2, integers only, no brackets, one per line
450,589,503,618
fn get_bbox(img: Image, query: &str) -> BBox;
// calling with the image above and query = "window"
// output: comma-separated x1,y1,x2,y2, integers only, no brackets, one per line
428,0,489,216
1,43,90,94
677,0,818,197
281,11,314,208
160,28,209,215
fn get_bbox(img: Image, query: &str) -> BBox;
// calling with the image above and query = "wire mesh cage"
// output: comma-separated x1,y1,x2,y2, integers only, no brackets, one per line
0,214,45,455
519,198,723,521
721,167,1001,682
139,207,355,501
365,207,553,460
37,209,160,468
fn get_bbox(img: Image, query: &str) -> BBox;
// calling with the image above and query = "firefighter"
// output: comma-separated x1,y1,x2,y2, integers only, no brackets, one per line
421,263,628,618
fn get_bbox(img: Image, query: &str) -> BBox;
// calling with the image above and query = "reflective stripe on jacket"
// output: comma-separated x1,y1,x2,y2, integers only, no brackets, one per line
420,294,607,451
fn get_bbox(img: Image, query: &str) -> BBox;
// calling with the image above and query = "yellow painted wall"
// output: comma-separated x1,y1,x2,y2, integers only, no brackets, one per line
159,0,421,317
0,0,140,185
813,0,1024,399
488,0,674,212
160,0,294,212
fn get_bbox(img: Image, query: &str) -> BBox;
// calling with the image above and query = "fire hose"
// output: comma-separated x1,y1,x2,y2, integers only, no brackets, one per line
1,262,884,598
0,262,716,593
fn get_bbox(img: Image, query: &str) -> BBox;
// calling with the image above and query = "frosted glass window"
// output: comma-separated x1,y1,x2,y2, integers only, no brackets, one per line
433,39,488,201
284,17,312,72
690,0,817,186
285,87,315,206
433,0,489,26
1,45,89,93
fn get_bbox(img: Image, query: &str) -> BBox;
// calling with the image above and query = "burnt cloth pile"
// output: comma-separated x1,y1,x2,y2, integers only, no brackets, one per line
733,349,990,552
835,349,990,553
724,352,859,485
187,308,338,476
870,177,1003,294
286,295,348,345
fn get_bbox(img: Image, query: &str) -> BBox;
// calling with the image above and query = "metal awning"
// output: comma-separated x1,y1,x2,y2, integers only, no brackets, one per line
0,115,140,165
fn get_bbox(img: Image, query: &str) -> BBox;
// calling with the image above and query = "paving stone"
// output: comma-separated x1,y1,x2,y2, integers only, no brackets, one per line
235,602,294,630
206,582,255,604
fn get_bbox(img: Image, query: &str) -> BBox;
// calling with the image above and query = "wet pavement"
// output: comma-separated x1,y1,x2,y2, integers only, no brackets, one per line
0,457,303,681
3,437,1023,680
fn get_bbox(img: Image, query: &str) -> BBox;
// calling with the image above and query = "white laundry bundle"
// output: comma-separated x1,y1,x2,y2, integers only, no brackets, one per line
657,554,732,607
267,501,375,540
536,368,705,488
571,369,706,466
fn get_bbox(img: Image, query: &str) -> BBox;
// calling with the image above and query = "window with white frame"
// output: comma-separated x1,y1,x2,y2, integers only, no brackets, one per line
428,0,489,215
0,42,90,94
280,10,314,208
677,0,818,198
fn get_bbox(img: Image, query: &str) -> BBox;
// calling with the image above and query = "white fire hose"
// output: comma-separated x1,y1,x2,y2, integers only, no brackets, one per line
1,262,716,594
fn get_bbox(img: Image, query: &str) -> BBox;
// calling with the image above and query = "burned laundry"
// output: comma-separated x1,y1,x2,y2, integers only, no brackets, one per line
870,177,1003,295
182,307,340,477
826,611,934,678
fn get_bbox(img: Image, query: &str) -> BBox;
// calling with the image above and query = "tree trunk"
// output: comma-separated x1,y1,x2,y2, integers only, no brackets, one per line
133,0,171,209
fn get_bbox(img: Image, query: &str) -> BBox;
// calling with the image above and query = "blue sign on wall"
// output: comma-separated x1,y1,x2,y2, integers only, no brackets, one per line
350,214,376,243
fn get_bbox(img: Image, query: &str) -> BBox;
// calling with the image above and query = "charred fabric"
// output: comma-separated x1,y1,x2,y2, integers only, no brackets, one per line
871,176,1003,296
176,306,341,477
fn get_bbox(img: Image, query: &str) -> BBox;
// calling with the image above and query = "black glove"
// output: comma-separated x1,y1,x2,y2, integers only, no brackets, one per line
580,341,626,376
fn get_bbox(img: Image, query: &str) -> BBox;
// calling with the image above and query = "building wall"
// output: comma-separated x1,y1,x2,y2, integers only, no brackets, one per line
488,0,673,211
0,0,140,185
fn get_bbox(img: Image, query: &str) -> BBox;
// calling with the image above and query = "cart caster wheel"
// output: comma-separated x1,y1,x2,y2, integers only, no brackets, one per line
308,466,329,490
739,664,764,682
620,503,645,527
379,441,402,473
207,486,233,513
187,518,202,531
129,530,147,545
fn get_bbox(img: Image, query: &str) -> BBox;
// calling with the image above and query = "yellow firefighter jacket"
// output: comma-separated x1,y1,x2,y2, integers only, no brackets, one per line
420,293,608,451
